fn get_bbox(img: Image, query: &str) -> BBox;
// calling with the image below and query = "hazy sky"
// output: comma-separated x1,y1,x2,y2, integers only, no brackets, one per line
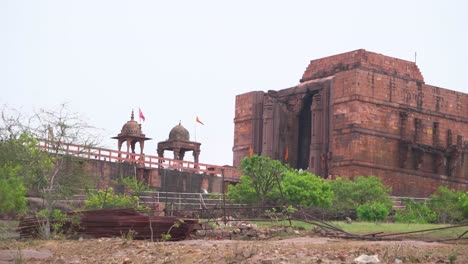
1,0,467,166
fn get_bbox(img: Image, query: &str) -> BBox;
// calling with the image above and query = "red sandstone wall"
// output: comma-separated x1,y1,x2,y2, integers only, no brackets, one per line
233,49,468,197
233,91,264,167
329,65,468,195
332,165,467,197
301,49,423,83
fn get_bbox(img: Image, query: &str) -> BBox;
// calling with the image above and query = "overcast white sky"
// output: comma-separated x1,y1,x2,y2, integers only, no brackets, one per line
1,0,467,166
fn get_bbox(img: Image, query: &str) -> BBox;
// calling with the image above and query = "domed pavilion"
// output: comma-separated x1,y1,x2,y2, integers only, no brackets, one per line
112,110,151,159
157,122,201,164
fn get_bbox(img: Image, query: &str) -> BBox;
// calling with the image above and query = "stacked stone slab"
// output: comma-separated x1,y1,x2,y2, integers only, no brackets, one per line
233,49,468,197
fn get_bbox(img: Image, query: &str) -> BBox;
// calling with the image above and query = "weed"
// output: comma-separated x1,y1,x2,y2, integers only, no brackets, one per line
121,229,136,242
449,251,458,264
160,219,184,242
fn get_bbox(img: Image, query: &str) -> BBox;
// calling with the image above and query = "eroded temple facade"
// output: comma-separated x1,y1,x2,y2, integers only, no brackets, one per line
233,49,468,197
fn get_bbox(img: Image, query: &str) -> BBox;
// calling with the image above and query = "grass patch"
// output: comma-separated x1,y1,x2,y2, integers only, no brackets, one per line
0,220,19,240
333,222,467,238
253,220,467,239
254,220,313,230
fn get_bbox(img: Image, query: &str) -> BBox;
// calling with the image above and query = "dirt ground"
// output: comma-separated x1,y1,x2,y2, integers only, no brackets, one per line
1,235,467,264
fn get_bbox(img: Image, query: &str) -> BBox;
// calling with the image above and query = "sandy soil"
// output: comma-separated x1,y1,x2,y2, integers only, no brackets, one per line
1,236,467,264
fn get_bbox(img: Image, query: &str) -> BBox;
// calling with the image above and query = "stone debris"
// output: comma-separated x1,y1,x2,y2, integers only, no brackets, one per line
354,254,380,264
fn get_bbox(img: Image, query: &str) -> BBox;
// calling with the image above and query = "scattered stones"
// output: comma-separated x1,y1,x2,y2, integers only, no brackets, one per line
354,254,380,264
261,258,275,264
195,230,206,236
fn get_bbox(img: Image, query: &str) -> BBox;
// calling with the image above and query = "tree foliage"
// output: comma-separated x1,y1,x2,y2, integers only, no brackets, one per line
84,187,140,210
428,186,468,224
282,170,332,208
0,174,27,215
0,104,99,237
117,175,150,196
328,176,392,216
228,155,333,208
0,133,41,215
230,155,285,205
227,175,259,205
356,202,390,222
393,199,436,224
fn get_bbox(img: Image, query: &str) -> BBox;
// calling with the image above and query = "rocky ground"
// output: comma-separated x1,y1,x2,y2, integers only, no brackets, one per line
1,234,467,264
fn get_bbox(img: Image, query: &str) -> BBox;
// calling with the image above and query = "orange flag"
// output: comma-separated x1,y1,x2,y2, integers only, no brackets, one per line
249,145,253,157
196,116,204,125
284,146,289,161
138,108,145,122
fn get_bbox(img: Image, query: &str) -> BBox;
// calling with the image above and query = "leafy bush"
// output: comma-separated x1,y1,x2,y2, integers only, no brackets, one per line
356,202,390,222
282,170,332,208
428,186,468,223
393,199,436,224
328,176,392,217
117,175,150,196
84,187,139,209
0,175,27,215
228,175,259,204
35,209,70,238
228,155,284,205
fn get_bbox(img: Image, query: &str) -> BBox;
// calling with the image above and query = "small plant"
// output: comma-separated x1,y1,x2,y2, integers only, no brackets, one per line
84,187,139,209
429,186,467,223
393,199,436,224
13,245,23,264
36,209,67,239
121,229,136,242
265,205,297,224
160,219,184,241
139,206,154,242
116,175,150,196
356,202,390,222
449,251,458,264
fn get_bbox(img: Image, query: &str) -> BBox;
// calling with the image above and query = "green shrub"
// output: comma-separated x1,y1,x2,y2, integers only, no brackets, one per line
36,209,68,238
0,175,27,215
117,175,150,196
356,202,390,222
227,155,284,205
84,187,139,209
393,199,436,224
282,170,332,208
328,176,392,216
429,186,468,223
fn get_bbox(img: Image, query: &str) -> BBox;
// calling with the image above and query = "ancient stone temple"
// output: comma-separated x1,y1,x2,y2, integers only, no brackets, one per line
233,49,468,197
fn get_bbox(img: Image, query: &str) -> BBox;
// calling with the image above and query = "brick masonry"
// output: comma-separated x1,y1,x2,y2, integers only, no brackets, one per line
80,159,223,193
233,49,468,197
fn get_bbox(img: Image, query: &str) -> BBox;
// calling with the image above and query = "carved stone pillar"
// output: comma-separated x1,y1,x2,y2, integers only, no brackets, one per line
139,139,145,154
193,150,201,169
173,148,181,160
309,93,323,176
179,150,186,160
262,95,276,158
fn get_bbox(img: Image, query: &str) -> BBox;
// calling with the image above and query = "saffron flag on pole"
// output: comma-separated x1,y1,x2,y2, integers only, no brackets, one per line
139,108,146,122
196,116,204,125
249,145,253,157
284,146,289,161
